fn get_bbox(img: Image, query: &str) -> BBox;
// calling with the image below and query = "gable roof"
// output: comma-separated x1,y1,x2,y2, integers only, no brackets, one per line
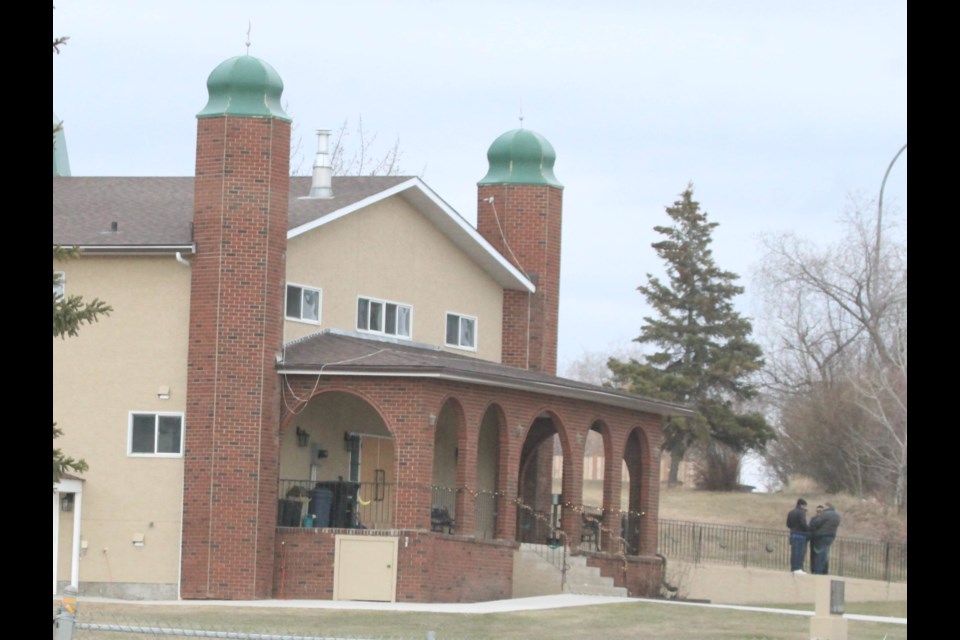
52,176,534,291
281,329,694,417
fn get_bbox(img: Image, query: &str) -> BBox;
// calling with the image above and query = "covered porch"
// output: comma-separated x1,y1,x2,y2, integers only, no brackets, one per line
274,330,690,601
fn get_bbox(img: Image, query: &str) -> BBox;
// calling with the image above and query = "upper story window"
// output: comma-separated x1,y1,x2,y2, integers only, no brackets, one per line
446,313,477,350
54,271,65,299
286,284,322,324
358,296,412,338
129,412,183,457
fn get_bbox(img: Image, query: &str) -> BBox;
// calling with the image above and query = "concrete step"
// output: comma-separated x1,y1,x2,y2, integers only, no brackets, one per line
514,546,628,598
563,582,629,597
566,564,602,580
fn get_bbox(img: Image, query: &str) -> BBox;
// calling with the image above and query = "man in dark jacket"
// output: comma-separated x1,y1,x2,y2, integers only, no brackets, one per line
809,502,841,574
786,498,809,574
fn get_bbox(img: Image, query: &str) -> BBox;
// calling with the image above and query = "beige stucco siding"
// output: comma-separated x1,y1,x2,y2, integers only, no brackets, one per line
285,196,504,361
54,255,190,589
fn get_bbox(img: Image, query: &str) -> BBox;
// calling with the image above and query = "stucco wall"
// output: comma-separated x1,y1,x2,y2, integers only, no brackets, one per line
53,254,190,593
284,195,504,361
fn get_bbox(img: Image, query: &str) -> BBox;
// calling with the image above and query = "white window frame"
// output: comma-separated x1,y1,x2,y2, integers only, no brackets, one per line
357,296,413,339
127,412,184,457
285,283,322,324
54,271,65,299
445,312,477,351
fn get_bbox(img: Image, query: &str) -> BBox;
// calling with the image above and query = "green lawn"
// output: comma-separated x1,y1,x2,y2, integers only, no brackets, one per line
59,599,906,640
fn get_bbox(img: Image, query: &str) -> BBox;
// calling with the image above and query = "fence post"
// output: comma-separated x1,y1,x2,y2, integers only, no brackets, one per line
695,525,702,565
742,528,748,568
54,585,78,640
836,538,843,576
884,542,891,582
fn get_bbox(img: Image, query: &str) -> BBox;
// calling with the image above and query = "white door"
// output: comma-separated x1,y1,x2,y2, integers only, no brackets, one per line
333,535,398,602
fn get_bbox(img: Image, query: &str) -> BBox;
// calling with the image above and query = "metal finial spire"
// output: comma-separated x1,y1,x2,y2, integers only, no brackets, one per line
245,21,252,54
519,100,524,129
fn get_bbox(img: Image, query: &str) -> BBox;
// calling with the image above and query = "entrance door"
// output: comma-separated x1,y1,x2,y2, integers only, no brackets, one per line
333,535,398,602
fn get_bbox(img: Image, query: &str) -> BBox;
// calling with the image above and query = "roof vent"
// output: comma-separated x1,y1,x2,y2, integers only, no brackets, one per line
306,129,334,199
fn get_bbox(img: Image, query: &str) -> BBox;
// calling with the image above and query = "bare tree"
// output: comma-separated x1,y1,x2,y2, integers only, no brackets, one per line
562,345,644,386
288,110,406,177
329,116,404,176
755,196,906,510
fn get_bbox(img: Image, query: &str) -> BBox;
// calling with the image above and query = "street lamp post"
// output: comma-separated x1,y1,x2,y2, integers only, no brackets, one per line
874,143,907,276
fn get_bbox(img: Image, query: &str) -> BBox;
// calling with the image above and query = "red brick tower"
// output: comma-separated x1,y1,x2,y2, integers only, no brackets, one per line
181,55,290,599
477,129,563,374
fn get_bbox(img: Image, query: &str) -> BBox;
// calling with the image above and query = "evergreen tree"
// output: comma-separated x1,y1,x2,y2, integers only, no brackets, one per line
609,185,773,487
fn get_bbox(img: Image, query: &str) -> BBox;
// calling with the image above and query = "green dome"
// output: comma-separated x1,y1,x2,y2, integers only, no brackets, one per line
478,128,562,188
197,55,290,121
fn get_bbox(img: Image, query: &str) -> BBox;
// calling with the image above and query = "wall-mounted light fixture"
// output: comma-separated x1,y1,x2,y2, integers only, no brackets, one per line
60,493,75,512
157,385,171,401
515,424,525,438
428,414,437,426
296,427,310,448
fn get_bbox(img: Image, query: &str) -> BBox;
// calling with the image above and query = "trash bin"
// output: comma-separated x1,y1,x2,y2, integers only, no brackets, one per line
308,487,333,527
277,499,301,527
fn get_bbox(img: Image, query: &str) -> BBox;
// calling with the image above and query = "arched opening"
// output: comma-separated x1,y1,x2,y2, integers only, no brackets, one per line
278,390,393,530
579,421,607,551
475,404,503,539
621,428,646,555
430,398,463,533
516,412,567,545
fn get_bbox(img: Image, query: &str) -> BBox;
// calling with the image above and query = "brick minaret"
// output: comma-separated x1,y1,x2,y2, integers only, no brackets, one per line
477,129,563,374
181,55,290,599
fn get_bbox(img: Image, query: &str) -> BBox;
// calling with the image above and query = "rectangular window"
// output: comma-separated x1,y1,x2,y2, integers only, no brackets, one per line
286,284,322,323
445,313,477,350
129,412,183,457
54,271,65,299
357,296,412,338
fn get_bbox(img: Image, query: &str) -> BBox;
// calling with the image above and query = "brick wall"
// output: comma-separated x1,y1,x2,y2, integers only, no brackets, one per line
275,529,515,602
182,114,290,599
477,184,562,375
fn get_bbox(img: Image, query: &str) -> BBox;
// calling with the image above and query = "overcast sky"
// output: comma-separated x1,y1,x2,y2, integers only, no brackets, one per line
53,1,907,374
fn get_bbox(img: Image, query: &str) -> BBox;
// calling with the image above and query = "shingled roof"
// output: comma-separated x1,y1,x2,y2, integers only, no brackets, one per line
53,175,534,291
53,175,410,248
281,329,693,417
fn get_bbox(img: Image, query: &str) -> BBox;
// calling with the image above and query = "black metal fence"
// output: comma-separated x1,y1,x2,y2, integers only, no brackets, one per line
658,519,906,582
278,479,396,530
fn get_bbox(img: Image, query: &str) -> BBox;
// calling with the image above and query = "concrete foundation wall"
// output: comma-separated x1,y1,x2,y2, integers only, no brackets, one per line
65,581,179,600
668,561,907,605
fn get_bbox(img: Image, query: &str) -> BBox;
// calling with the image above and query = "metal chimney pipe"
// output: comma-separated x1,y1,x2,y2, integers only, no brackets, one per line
308,129,334,199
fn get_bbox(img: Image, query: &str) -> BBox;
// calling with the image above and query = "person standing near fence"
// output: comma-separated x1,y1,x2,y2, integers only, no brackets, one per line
808,505,826,573
809,502,841,574
786,498,809,574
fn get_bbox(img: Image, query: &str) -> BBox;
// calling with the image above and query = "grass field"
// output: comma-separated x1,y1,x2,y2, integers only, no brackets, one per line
580,479,906,543
58,599,907,640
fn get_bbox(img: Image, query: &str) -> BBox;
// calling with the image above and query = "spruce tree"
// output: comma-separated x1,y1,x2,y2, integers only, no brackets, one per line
609,185,773,487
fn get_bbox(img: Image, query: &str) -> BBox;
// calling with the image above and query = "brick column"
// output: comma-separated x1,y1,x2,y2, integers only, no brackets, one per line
477,183,562,375
182,113,289,599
